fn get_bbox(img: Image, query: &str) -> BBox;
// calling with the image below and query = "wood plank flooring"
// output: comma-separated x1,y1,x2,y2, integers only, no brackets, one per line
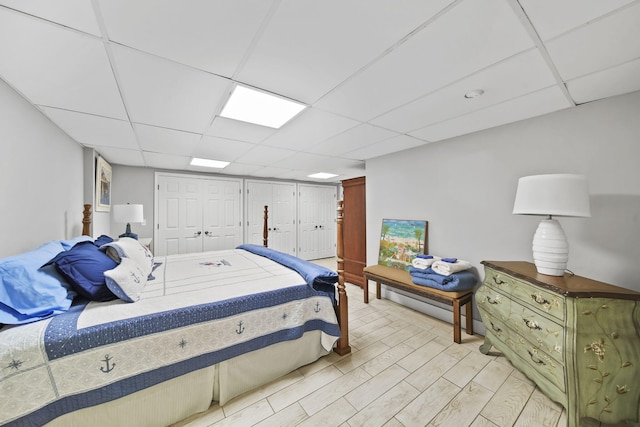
173,259,633,427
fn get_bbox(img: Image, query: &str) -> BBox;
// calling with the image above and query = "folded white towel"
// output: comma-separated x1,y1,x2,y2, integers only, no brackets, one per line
411,256,441,270
431,259,472,276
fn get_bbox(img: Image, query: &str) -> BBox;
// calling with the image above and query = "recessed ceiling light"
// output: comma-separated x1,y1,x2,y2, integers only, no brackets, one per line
464,89,485,99
220,85,306,128
190,157,230,168
308,172,338,179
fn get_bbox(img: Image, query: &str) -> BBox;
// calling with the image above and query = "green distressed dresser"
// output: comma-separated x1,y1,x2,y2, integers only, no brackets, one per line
477,261,640,427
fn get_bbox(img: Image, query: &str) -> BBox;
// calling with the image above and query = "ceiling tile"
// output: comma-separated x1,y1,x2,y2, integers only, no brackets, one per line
410,86,571,142
194,136,257,161
142,151,190,170
519,0,635,41
371,48,557,133
111,44,230,133
308,123,398,156
97,0,274,76
271,152,331,170
217,163,264,176
0,9,127,119
237,0,456,103
261,108,359,150
315,0,535,121
567,58,640,104
234,145,295,166
0,0,102,35
342,134,427,160
134,124,201,155
94,146,145,167
250,166,294,178
545,3,640,80
206,116,275,143
40,107,137,149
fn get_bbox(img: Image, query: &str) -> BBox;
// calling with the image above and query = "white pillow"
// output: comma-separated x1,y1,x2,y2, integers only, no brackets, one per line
104,258,147,303
100,237,153,302
101,237,153,270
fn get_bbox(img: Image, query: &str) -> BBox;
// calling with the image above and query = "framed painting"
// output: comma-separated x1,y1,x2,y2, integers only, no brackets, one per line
378,219,428,270
95,156,112,212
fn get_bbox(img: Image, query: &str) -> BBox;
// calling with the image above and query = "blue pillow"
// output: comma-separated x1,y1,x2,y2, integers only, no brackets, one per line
46,241,117,302
93,235,114,247
0,241,75,324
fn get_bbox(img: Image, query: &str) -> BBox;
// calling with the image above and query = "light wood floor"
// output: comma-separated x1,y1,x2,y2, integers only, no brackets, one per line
173,259,631,427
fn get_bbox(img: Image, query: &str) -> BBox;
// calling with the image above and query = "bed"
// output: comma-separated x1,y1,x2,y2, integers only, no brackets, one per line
0,204,351,426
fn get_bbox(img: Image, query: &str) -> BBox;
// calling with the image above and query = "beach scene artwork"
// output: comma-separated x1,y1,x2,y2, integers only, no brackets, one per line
378,219,428,270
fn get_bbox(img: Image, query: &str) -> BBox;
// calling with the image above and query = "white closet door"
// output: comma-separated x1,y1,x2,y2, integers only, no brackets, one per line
298,185,336,260
156,174,242,256
271,183,296,255
156,176,203,256
202,179,242,251
298,186,320,260
317,186,337,258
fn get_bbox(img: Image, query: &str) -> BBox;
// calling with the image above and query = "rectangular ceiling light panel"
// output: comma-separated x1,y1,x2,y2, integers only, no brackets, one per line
190,157,230,168
220,85,306,128
308,172,338,179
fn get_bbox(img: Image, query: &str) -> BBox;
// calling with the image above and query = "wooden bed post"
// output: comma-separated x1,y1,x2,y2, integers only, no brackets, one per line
263,205,269,247
82,204,92,236
334,200,351,355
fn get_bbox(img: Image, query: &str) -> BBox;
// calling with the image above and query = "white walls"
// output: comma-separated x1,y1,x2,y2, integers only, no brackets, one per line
0,79,83,257
367,90,640,293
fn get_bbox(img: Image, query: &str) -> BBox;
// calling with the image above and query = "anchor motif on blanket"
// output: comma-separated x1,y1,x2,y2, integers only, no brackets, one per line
314,302,321,313
100,354,115,373
236,321,245,334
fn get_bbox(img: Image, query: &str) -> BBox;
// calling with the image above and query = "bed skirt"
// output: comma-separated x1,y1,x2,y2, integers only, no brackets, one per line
44,330,330,426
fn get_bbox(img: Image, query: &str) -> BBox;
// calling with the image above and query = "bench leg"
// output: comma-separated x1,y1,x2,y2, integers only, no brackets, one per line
376,281,381,299
465,299,474,335
453,300,461,344
363,277,369,304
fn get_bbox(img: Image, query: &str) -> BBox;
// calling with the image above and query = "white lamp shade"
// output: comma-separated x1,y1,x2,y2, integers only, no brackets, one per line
113,204,144,224
512,174,591,217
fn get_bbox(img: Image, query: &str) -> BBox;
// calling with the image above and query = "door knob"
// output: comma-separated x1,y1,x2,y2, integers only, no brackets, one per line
194,231,202,236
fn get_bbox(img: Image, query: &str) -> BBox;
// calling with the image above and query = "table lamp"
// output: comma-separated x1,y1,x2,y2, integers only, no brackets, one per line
113,204,144,240
512,174,591,276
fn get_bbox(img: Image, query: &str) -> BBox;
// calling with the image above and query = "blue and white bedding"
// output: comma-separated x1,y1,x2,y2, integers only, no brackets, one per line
0,245,340,426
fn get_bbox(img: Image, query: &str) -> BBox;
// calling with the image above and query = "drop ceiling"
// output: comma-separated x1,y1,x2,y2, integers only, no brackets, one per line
1,0,639,183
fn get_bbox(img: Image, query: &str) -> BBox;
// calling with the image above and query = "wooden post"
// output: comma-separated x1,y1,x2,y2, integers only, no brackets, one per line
82,204,92,236
263,205,269,247
334,200,351,355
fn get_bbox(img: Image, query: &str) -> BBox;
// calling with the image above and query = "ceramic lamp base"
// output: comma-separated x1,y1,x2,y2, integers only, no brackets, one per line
532,219,568,276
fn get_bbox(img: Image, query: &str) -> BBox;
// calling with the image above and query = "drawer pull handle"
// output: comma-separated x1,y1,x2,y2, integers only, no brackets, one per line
528,350,546,365
524,318,542,330
531,294,550,305
492,276,505,285
490,322,502,333
486,296,500,305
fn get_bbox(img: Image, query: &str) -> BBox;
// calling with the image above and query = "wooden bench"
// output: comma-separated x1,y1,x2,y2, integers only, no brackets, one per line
363,264,474,344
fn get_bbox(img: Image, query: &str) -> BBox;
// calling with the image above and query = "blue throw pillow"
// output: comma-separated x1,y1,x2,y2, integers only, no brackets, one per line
0,241,75,324
45,241,117,301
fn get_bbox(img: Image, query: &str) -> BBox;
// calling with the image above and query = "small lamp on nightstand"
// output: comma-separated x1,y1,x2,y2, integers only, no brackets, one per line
113,203,144,240
512,174,591,276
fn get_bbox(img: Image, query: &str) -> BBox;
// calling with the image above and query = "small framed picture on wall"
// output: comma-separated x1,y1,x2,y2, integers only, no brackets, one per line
95,156,112,212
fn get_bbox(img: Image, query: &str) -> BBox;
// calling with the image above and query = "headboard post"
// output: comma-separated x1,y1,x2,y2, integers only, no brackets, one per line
82,204,92,236
263,205,269,247
334,200,351,355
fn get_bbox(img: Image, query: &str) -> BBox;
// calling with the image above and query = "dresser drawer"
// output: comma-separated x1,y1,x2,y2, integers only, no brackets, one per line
476,284,564,363
484,267,565,321
482,310,566,393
